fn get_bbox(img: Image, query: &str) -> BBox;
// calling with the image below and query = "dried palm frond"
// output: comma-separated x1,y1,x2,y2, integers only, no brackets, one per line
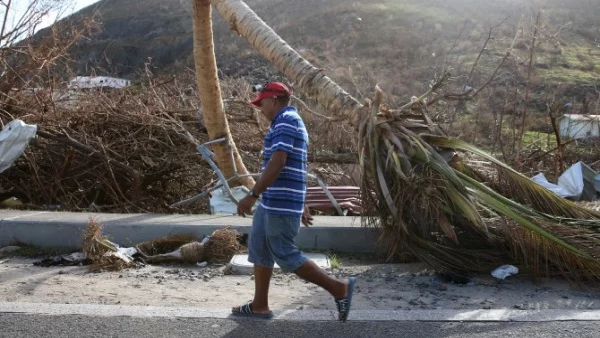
204,228,243,262
500,220,600,284
578,201,600,212
359,79,600,284
82,218,135,272
82,218,118,260
425,136,600,221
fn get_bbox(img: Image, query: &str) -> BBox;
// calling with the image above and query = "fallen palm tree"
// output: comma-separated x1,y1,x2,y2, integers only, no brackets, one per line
359,84,600,282
207,0,600,283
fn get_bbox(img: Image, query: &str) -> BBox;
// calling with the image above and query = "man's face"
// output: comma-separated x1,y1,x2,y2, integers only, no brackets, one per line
258,96,277,118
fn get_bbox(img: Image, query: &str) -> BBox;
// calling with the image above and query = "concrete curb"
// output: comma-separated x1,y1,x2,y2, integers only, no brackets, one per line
2,302,600,322
0,210,380,253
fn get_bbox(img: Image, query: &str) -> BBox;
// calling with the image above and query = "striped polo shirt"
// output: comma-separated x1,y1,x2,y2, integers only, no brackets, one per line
260,106,308,216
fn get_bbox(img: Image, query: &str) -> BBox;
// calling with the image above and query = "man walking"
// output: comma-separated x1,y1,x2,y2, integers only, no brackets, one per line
232,82,356,322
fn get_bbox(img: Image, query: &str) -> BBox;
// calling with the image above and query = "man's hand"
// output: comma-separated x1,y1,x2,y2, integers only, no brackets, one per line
301,205,313,227
237,195,257,218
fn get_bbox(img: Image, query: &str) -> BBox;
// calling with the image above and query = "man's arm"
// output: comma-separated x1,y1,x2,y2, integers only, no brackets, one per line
251,150,287,195
236,150,287,217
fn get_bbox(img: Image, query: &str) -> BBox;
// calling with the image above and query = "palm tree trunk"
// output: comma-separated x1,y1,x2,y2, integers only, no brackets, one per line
211,0,363,120
192,0,254,188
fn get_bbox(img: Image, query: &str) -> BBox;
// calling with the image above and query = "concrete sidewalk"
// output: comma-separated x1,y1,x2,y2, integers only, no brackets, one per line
0,210,379,252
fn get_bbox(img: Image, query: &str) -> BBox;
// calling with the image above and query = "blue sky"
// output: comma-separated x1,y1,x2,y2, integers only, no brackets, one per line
10,0,100,32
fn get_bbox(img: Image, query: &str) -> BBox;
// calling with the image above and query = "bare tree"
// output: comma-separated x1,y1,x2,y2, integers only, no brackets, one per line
515,10,543,166
0,0,97,114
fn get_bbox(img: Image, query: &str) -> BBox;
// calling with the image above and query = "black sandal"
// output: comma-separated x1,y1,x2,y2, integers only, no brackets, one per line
334,277,356,322
231,301,274,319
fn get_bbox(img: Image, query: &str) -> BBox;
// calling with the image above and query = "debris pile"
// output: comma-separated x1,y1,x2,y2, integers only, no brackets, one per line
0,77,349,214
1,82,212,213
35,219,245,272
82,219,137,271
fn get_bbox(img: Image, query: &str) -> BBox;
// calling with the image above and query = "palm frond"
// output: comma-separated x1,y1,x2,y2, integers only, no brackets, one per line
424,136,600,220
358,83,600,285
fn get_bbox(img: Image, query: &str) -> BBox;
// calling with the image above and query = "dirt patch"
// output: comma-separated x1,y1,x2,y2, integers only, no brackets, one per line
1,257,600,311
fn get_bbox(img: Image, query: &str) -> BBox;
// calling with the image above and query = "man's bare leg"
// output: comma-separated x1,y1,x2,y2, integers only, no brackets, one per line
232,264,273,314
294,259,349,319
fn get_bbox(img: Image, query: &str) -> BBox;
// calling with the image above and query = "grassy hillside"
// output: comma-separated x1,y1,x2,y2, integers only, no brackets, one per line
56,0,598,93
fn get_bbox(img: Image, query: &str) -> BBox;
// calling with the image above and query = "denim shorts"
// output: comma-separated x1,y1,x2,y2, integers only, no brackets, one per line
248,205,308,273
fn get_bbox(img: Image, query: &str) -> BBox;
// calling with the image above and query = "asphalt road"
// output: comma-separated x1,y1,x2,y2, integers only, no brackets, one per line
1,314,599,338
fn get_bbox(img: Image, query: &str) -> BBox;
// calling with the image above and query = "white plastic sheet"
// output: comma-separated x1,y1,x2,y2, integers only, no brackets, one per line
104,240,137,262
0,120,37,173
557,162,585,199
209,186,252,214
531,173,574,198
116,246,138,257
531,161,598,200
491,265,519,280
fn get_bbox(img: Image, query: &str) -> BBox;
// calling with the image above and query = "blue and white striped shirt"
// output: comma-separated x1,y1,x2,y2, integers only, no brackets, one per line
260,106,308,216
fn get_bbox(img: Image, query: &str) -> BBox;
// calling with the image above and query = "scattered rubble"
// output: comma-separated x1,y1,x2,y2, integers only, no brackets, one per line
4,257,600,311
33,252,87,267
28,219,245,272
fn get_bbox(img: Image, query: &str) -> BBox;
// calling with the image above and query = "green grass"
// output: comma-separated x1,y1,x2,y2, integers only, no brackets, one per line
536,34,600,85
540,68,599,86
329,254,342,269
375,0,455,23
522,131,557,150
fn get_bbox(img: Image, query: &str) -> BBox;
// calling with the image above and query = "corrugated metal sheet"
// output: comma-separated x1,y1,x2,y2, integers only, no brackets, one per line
305,186,361,215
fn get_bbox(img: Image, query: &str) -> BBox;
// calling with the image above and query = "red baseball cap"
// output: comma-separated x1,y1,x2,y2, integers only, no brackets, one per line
250,82,291,106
